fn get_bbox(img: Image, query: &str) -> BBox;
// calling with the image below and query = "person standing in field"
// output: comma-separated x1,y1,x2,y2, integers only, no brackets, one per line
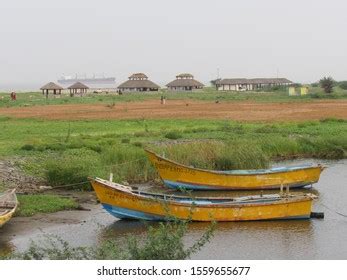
10,92,17,101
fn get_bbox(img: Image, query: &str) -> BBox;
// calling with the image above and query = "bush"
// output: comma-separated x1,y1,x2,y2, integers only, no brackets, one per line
21,144,35,151
164,131,183,140
156,141,269,170
133,141,143,147
339,81,347,90
214,144,269,170
44,148,100,190
319,76,334,94
100,146,155,182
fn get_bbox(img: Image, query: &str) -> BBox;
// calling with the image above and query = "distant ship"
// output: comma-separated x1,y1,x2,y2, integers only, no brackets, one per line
58,74,116,85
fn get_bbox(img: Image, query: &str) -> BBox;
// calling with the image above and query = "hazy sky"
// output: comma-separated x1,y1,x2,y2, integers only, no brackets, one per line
1,0,346,89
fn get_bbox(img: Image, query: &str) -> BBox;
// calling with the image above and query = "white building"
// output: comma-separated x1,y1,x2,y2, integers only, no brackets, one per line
216,78,293,91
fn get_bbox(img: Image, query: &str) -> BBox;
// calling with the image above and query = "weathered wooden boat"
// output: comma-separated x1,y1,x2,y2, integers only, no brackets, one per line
145,150,324,191
89,177,317,222
0,189,18,228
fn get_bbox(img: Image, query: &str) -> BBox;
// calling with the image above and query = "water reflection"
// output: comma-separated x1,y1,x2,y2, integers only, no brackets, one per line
98,217,315,259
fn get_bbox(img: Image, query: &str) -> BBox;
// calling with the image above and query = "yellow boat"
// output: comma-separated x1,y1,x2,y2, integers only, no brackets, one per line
0,189,18,228
89,177,316,222
146,150,324,191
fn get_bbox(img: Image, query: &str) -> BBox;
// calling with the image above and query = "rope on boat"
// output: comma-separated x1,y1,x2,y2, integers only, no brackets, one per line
49,181,90,189
319,203,347,218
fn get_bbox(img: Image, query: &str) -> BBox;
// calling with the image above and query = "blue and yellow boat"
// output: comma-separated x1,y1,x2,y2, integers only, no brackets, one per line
145,150,324,191
89,177,317,222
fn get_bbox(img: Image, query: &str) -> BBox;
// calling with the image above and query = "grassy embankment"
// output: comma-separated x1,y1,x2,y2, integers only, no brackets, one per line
1,85,347,108
0,117,346,192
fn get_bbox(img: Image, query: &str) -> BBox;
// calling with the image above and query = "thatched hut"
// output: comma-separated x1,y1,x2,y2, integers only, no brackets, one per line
117,73,160,92
166,73,204,91
67,82,89,96
40,82,64,98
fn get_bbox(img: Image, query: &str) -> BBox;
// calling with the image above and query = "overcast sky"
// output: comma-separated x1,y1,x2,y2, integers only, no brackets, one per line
0,0,346,90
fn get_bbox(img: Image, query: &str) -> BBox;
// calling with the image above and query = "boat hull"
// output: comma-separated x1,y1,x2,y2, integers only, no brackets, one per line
146,150,324,191
90,179,314,222
0,209,16,228
0,190,17,228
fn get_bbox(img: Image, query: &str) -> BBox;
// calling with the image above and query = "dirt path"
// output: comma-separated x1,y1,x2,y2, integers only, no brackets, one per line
0,99,346,121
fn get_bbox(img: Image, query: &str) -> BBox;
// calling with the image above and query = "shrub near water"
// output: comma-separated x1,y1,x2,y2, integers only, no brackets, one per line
214,143,269,170
45,148,100,189
101,146,156,183
6,220,215,260
157,141,269,170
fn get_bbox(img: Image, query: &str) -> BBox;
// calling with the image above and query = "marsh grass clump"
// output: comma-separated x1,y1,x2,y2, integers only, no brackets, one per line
254,124,280,134
121,138,130,144
20,144,36,151
44,148,100,190
164,131,183,140
214,144,269,170
218,122,244,134
133,141,143,147
101,146,156,182
157,141,269,170
126,220,215,260
17,194,78,217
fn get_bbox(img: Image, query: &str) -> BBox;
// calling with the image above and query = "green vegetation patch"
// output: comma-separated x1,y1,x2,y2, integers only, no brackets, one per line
0,117,346,191
17,194,78,217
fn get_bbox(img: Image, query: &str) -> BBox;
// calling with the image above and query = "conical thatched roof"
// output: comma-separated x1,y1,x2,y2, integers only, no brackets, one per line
67,82,89,89
118,73,160,89
129,73,148,80
176,73,194,79
118,79,160,89
40,82,64,90
166,73,204,88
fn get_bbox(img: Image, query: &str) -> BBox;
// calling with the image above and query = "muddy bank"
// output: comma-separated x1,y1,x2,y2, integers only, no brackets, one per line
0,202,115,253
0,158,43,193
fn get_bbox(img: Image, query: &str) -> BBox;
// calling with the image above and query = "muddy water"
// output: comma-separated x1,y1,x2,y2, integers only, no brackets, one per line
0,160,346,259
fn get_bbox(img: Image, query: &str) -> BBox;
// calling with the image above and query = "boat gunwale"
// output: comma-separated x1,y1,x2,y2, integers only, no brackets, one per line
90,178,313,209
145,149,324,177
0,189,18,226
